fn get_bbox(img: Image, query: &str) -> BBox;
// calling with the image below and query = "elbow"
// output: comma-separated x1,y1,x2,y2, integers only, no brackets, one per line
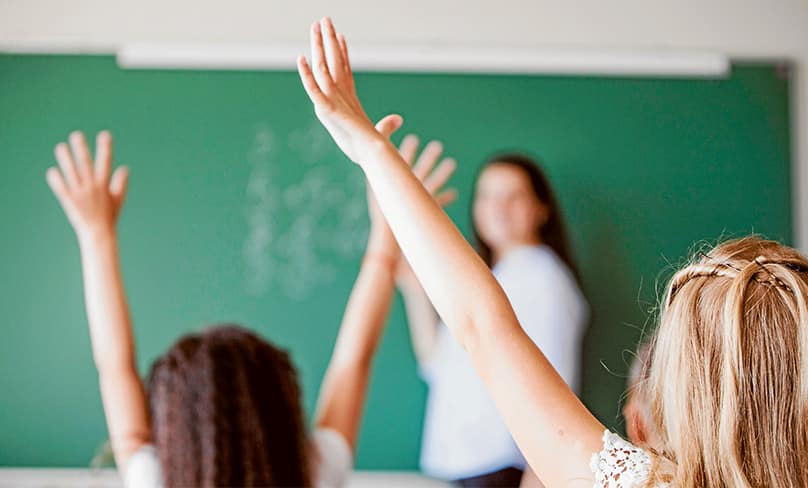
452,302,519,357
452,312,484,354
458,279,520,352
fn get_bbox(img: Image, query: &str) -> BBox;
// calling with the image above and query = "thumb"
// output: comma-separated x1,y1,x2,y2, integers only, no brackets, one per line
374,114,403,139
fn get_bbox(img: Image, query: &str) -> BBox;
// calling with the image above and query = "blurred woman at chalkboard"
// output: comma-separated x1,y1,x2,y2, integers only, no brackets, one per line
44,128,456,488
395,147,589,487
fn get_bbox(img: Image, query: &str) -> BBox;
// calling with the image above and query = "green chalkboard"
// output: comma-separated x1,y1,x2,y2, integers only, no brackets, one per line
0,55,792,469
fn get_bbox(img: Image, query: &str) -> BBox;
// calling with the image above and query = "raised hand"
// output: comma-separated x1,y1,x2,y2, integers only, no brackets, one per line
297,17,392,164
397,135,458,213
46,131,129,240
45,130,148,471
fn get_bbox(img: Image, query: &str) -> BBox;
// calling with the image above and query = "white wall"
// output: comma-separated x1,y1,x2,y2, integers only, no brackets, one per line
1,1,806,54
2,0,807,245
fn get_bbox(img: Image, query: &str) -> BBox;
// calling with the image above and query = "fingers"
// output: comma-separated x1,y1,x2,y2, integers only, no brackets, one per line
435,189,459,207
297,56,329,107
398,135,420,166
375,114,403,138
337,33,355,92
309,21,335,93
45,167,73,212
321,17,345,84
413,140,443,180
425,157,457,194
54,142,80,188
109,166,130,211
397,135,457,202
94,130,113,183
69,131,94,182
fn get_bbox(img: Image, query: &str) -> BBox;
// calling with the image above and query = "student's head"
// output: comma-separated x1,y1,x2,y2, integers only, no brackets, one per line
146,324,310,487
646,236,808,486
623,340,659,449
471,154,577,275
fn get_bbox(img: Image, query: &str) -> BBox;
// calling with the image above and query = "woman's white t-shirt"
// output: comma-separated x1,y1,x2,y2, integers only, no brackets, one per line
124,428,352,488
419,245,589,480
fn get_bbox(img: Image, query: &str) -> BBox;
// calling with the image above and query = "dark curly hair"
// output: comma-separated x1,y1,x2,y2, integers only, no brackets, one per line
146,324,311,487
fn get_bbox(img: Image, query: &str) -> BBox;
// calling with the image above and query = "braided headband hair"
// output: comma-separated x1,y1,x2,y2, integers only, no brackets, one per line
667,251,808,305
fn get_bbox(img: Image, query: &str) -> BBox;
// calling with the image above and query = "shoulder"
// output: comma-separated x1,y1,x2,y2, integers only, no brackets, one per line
311,428,353,488
590,431,671,488
122,444,163,488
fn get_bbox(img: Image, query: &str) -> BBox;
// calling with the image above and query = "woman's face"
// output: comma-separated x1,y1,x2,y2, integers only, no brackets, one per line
473,163,547,253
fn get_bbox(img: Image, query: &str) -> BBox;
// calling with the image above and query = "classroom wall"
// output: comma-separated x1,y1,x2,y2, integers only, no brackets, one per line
2,0,808,249
0,0,806,54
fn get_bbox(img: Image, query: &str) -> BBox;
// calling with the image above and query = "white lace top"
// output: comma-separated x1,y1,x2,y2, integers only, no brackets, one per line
590,431,669,487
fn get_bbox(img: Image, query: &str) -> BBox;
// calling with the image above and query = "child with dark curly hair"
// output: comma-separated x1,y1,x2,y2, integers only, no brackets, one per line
45,129,456,487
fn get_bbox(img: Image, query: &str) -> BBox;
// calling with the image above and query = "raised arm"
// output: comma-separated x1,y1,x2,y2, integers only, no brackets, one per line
398,269,441,369
46,131,150,470
298,18,606,486
315,119,457,449
313,126,399,448
392,135,457,369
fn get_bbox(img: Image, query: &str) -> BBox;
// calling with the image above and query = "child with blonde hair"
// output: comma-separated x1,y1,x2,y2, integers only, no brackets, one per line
622,340,660,450
298,17,808,486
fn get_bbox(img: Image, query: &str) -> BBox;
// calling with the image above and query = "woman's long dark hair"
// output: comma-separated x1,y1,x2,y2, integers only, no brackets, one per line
147,324,311,487
472,153,581,283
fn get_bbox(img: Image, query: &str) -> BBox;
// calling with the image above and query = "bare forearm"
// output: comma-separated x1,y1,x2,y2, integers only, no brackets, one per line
329,228,397,367
398,281,440,367
316,227,397,447
360,139,516,349
78,231,137,371
78,231,150,468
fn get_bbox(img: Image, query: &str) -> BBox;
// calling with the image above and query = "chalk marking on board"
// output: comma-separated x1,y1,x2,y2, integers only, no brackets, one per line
243,122,369,299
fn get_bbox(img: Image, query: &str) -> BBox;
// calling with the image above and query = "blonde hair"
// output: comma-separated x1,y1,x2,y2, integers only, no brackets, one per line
643,236,808,487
